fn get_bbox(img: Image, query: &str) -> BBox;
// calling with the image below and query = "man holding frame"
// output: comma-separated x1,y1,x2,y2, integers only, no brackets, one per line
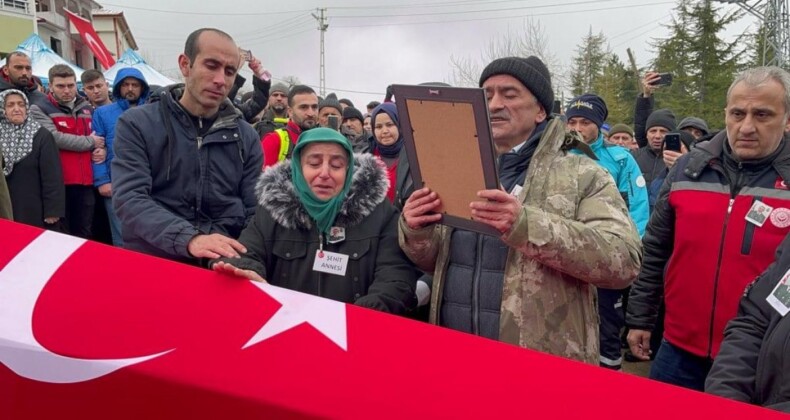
398,56,642,364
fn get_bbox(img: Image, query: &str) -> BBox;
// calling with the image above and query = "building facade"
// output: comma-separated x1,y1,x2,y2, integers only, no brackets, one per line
0,0,135,72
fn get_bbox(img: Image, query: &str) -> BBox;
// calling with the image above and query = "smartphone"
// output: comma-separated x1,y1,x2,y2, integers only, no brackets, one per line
328,114,340,131
650,72,673,87
664,133,682,152
238,48,253,62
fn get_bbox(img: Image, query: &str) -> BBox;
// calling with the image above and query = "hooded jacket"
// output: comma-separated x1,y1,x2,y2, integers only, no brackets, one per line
112,84,263,263
92,67,150,187
215,153,417,314
399,118,643,364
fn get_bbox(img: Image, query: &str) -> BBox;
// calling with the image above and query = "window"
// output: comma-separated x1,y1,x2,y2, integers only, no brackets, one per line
50,37,61,55
2,0,29,12
35,0,49,12
74,50,82,67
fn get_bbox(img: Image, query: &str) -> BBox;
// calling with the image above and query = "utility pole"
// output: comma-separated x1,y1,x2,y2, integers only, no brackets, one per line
717,0,790,68
311,8,328,96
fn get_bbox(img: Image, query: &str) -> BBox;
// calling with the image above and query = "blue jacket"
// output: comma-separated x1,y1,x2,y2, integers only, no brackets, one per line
92,67,150,187
572,134,649,236
111,84,263,263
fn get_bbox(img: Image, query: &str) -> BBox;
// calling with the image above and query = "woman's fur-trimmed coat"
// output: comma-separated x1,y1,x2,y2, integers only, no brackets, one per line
216,154,417,314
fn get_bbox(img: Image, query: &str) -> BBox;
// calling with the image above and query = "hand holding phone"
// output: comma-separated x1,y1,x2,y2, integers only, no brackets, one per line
663,133,681,152
650,72,673,87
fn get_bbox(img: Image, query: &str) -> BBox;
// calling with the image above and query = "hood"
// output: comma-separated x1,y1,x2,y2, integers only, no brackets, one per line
256,153,389,230
112,67,150,104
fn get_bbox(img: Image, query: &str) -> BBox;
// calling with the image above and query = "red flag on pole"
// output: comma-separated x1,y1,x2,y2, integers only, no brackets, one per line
64,9,116,70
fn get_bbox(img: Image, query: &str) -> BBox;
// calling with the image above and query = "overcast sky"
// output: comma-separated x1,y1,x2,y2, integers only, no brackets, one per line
99,0,756,107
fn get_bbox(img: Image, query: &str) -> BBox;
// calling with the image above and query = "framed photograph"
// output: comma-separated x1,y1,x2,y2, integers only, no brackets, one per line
392,84,500,237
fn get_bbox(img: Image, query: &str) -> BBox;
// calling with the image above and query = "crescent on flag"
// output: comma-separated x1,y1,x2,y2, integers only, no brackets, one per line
0,231,171,384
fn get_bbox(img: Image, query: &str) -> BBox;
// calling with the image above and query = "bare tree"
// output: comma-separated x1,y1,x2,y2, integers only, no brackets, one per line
449,19,565,91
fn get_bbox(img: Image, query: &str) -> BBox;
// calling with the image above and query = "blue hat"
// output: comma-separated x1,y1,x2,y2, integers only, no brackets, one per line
565,93,608,129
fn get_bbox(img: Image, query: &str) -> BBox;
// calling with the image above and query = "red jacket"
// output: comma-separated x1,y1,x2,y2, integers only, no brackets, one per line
627,132,790,358
35,94,94,186
261,120,301,169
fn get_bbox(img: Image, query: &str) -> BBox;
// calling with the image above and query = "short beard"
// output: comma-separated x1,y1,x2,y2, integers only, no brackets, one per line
272,104,286,115
298,120,316,131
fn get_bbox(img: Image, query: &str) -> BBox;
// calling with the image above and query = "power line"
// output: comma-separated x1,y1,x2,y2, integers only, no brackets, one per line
100,3,311,16
332,1,675,28
330,0,622,19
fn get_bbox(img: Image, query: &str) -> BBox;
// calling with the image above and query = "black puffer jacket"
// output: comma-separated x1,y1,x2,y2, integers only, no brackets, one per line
706,234,790,413
216,153,417,314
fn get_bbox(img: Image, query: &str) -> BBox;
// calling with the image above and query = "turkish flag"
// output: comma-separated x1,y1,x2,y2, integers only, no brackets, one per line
64,9,115,70
0,220,784,419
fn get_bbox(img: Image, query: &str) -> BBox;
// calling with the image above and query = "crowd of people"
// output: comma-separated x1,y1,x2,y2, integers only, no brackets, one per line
3,26,790,412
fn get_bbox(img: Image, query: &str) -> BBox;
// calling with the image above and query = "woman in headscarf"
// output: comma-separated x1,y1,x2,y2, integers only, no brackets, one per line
0,89,65,229
369,102,413,211
212,127,416,314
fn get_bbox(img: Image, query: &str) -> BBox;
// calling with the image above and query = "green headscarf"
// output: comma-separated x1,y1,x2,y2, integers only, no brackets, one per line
291,127,355,235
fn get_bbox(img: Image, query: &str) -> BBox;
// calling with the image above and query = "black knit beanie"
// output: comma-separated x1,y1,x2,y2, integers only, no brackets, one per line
342,106,364,123
565,93,608,128
646,108,677,132
479,56,554,113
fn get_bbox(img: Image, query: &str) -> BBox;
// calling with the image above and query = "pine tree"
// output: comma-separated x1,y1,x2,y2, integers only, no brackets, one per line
745,24,775,68
569,28,608,97
650,0,743,130
592,53,633,124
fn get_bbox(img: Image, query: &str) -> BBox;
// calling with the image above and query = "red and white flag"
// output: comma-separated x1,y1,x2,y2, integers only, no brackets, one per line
64,9,115,70
0,220,783,419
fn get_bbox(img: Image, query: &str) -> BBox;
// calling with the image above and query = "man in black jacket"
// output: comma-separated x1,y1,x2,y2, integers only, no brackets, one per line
0,52,46,105
112,28,263,264
706,233,790,413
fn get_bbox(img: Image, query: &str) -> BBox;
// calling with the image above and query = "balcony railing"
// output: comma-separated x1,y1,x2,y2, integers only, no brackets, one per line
0,0,31,15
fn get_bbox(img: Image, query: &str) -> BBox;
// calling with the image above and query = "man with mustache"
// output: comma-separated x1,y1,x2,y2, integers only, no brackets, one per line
260,84,318,168
0,52,46,105
111,28,263,264
399,56,642,364
91,67,150,246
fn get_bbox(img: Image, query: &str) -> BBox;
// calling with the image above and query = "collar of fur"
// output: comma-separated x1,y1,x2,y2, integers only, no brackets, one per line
257,153,389,230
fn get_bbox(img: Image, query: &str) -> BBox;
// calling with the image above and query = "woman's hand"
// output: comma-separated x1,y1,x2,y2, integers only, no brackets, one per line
213,261,267,283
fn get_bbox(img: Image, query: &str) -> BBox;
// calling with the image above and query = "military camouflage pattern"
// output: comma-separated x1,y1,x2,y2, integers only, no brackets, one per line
398,118,642,364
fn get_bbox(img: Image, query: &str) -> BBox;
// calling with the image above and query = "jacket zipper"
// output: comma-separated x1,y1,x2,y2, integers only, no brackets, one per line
707,197,735,357
741,196,759,255
471,234,483,336
195,118,204,223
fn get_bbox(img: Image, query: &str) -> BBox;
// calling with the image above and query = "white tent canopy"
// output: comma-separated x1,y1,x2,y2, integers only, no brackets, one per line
103,49,177,88
0,34,84,87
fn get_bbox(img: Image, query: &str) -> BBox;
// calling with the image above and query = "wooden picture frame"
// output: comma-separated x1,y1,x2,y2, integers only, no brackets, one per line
392,84,501,237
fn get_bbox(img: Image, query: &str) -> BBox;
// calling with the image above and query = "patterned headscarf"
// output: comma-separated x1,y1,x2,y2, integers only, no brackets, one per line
0,89,40,176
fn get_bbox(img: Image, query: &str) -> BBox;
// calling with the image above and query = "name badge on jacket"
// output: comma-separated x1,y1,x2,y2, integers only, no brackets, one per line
313,250,348,276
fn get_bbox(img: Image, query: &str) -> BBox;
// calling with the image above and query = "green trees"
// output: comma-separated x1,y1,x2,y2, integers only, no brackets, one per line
567,29,634,124
564,0,744,129
649,0,743,129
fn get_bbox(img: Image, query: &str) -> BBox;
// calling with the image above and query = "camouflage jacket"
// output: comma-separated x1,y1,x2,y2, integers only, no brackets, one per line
398,118,642,364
